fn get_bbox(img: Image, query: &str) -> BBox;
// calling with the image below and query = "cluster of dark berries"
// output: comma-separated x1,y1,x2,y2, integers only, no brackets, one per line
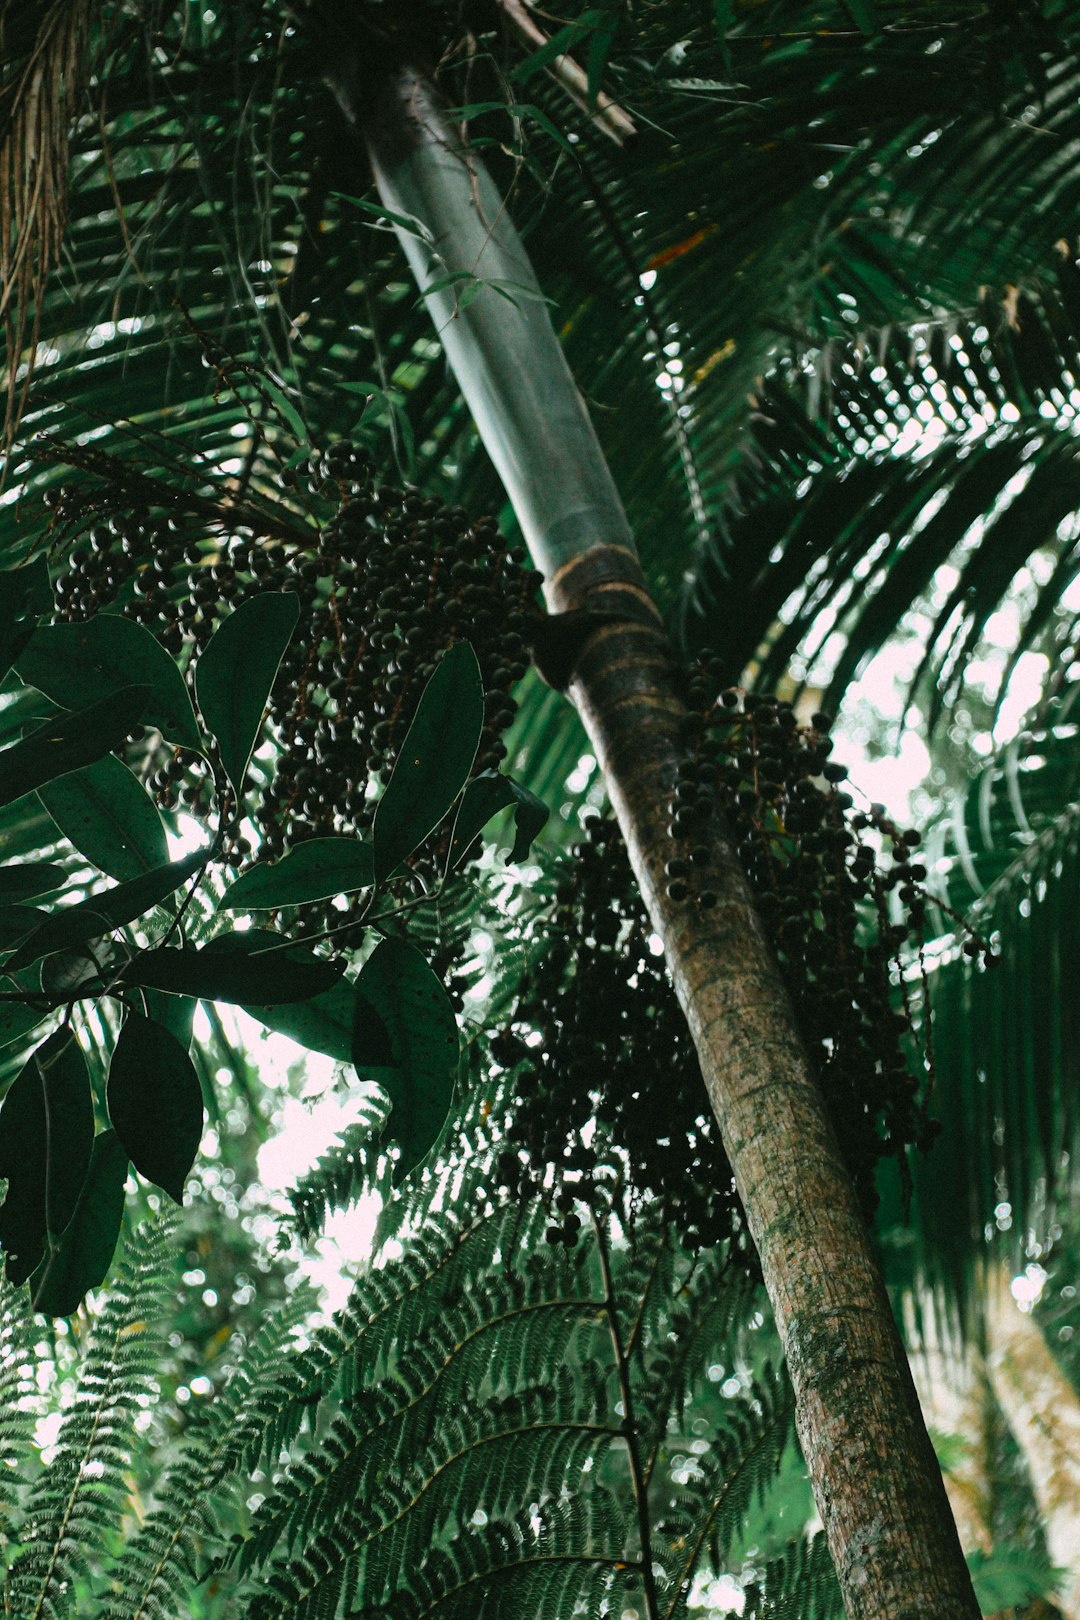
492,654,988,1250
663,666,941,1208
492,814,752,1258
46,443,541,897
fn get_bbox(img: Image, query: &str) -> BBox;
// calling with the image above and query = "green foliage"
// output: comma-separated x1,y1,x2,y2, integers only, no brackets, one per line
353,937,459,1182
0,1192,830,1620
32,1131,129,1318
449,771,549,868
0,606,519,1311
16,615,201,752
372,640,484,882
0,1031,94,1286
881,706,1080,1313
39,757,170,880
4,1220,174,1618
221,838,374,911
0,687,150,809
966,1544,1065,1613
107,1014,204,1204
194,593,300,801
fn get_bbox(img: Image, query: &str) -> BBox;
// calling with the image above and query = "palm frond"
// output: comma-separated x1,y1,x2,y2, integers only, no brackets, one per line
679,258,1080,723
882,711,1080,1312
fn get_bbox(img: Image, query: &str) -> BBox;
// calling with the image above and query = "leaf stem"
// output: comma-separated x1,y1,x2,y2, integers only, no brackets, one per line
593,1212,660,1620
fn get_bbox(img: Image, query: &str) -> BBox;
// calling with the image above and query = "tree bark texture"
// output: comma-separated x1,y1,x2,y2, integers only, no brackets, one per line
346,62,982,1620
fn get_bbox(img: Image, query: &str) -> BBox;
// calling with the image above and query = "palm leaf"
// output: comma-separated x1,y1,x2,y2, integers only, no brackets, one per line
881,711,1080,1316
679,259,1080,723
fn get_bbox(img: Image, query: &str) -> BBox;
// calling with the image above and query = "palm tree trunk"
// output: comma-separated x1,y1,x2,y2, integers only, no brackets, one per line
341,62,982,1620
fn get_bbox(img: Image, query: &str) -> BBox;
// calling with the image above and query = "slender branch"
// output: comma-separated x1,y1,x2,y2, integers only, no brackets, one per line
593,1212,660,1620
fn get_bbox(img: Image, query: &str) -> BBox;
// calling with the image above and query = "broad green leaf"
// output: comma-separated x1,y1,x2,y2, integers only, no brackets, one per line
39,755,169,880
234,931,386,1062
354,937,459,1183
0,557,50,681
6,847,209,972
0,863,65,902
30,1131,129,1317
0,685,150,809
107,1013,204,1203
244,980,356,1062
221,837,373,910
449,771,549,867
372,642,484,882
15,616,201,750
142,990,195,1052
122,933,344,1004
0,1031,93,1285
195,593,299,800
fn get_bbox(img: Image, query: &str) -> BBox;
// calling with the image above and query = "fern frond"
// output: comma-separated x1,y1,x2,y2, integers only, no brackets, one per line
655,1363,795,1612
742,1531,844,1619
287,1095,391,1243
0,1274,42,1531
98,1283,316,1620
6,1218,174,1620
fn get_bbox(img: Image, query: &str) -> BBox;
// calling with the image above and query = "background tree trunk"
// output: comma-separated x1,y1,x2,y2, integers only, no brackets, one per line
986,1268,1080,1618
904,1295,994,1558
342,60,983,1620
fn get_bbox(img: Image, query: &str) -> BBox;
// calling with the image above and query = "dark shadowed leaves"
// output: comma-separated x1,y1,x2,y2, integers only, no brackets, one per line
372,642,484,882
122,932,344,1004
0,863,65,902
6,847,209,972
195,593,299,799
107,1013,204,1203
40,943,111,998
0,556,50,681
221,837,373,910
0,1031,93,1285
39,755,169,880
0,905,47,948
0,686,150,809
449,770,549,867
354,937,459,1182
30,1131,129,1317
16,616,201,750
233,931,386,1062
0,981,50,1049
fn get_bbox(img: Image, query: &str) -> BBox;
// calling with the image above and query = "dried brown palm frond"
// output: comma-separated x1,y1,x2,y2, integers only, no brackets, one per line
0,0,97,455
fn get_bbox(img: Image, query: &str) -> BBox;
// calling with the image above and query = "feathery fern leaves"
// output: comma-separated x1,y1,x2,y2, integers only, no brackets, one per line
207,1194,801,1620
5,1218,174,1620
743,1531,844,1619
287,1096,392,1243
0,1273,41,1533
98,1284,315,1620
